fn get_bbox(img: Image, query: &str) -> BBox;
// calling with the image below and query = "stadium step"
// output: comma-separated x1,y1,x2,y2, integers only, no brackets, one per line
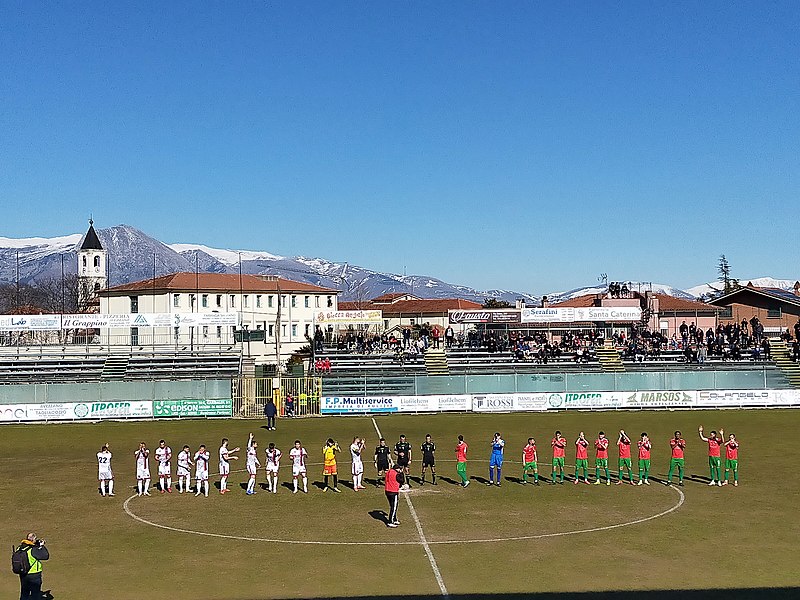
101,354,130,380
424,348,450,376
770,341,800,388
595,345,625,373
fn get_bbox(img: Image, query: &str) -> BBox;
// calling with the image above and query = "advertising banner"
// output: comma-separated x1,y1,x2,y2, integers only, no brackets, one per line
521,307,643,323
321,396,399,414
448,310,519,324
314,310,383,324
153,399,233,417
0,312,239,331
0,401,153,422
622,391,697,408
695,389,800,407
395,395,472,412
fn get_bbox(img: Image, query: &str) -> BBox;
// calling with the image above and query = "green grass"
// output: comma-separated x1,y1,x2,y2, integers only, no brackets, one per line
2,409,800,599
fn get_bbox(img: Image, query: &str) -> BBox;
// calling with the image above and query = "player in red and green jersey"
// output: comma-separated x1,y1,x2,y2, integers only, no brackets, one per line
522,438,539,485
698,425,724,486
593,432,611,485
550,431,566,484
637,433,651,485
574,432,590,484
616,430,634,485
666,431,686,486
723,433,739,486
455,435,469,488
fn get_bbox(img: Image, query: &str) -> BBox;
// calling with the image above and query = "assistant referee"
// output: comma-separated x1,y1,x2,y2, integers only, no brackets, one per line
384,465,404,528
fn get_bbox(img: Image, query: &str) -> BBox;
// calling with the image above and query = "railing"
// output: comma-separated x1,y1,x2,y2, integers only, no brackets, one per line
232,377,322,418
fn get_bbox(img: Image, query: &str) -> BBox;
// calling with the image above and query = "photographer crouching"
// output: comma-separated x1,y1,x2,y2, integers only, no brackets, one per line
14,532,49,599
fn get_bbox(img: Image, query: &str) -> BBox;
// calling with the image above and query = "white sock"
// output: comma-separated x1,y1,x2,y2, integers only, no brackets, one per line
221,476,227,491
203,481,208,496
100,481,106,495
195,480,201,495
267,473,273,491
137,480,143,495
144,478,150,493
293,477,298,492
167,477,172,490
303,476,308,492
272,477,278,493
108,480,114,494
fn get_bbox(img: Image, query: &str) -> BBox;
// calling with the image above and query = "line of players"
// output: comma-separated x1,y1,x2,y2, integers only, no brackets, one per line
95,426,740,497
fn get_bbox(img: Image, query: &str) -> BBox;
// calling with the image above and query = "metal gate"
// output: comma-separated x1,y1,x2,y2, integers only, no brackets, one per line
233,377,322,418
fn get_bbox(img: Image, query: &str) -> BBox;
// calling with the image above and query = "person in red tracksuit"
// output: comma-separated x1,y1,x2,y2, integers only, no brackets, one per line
385,465,404,528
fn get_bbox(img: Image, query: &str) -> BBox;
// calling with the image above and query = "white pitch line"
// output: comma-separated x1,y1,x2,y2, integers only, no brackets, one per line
372,417,449,597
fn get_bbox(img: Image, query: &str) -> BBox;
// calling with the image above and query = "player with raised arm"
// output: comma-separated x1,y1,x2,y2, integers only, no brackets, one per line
699,425,724,486
374,438,392,487
637,433,651,485
289,440,308,494
420,434,436,485
155,439,173,494
723,433,739,486
322,438,341,492
488,432,505,486
593,431,611,485
551,431,566,484
176,445,193,493
617,430,634,485
135,442,151,497
350,437,366,491
97,443,114,497
575,432,590,485
245,433,260,495
522,437,539,485
455,434,469,487
394,435,412,489
666,431,686,486
194,444,210,497
265,442,282,493
218,438,240,495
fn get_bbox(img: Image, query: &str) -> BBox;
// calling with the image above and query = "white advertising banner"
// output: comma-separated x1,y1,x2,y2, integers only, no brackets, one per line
321,396,398,414
471,393,553,412
0,312,239,331
695,389,800,407
520,307,642,323
314,310,383,324
622,391,697,408
396,395,472,412
0,401,153,423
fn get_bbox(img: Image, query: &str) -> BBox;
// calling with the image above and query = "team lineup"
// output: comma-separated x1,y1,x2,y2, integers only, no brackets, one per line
96,425,741,502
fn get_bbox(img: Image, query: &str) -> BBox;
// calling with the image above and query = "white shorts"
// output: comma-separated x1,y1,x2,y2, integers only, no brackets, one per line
219,462,230,476
267,464,279,474
158,464,171,477
98,469,113,481
177,466,191,477
137,468,150,480
351,459,364,476
196,471,208,481
247,464,258,476
292,465,306,477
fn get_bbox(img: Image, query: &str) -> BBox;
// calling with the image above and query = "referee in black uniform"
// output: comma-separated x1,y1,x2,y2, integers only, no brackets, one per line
420,434,437,485
374,438,391,487
394,434,412,488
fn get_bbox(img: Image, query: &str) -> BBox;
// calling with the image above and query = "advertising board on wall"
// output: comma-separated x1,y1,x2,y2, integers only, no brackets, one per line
314,310,383,324
0,312,239,331
0,401,153,422
153,399,233,418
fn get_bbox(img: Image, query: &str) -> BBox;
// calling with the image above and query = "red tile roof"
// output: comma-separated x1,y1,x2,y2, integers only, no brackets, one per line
371,293,415,303
653,294,718,312
339,298,482,314
101,272,338,295
549,295,602,308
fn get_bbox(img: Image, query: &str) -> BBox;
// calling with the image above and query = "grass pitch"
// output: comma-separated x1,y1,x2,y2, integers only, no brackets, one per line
2,409,800,600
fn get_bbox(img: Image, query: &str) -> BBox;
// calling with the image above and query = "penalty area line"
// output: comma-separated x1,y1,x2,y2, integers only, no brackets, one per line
372,417,449,597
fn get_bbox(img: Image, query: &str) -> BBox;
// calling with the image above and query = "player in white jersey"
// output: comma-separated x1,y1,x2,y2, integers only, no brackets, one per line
245,433,261,495
135,442,151,496
218,438,240,494
289,440,308,494
265,442,282,494
97,443,114,497
350,437,366,491
176,445,193,493
155,439,173,494
194,445,210,497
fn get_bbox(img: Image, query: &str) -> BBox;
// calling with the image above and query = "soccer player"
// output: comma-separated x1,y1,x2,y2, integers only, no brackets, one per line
374,438,392,487
322,438,341,492
394,434,413,489
265,442,282,493
455,434,469,487
289,440,308,494
155,439,172,494
245,433,260,495
135,442,151,497
218,438,240,494
420,434,436,485
574,432,590,484
350,437,366,491
97,443,114,497
723,433,739,486
594,431,611,485
385,464,404,528
637,433,651,485
176,445,193,493
522,437,539,485
666,431,686,486
488,432,505,486
617,430,634,485
551,431,566,484
194,444,210,497
699,426,724,486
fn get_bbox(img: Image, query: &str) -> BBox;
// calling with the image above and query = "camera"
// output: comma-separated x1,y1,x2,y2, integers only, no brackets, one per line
37,539,46,547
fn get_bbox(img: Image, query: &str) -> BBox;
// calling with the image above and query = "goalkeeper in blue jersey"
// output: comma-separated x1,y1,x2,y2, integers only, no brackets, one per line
488,432,505,487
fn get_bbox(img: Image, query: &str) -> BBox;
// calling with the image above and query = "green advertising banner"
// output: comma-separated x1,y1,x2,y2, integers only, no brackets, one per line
153,399,233,418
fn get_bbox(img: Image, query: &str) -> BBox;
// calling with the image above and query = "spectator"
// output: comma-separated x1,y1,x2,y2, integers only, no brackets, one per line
264,398,277,431
15,533,49,600
284,394,295,418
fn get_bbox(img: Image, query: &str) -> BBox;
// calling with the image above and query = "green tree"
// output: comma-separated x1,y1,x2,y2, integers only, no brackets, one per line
716,255,740,296
482,298,512,309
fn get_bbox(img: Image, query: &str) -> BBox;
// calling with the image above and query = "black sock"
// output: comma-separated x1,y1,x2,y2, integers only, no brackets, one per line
432,473,436,484
333,475,338,488
324,475,329,488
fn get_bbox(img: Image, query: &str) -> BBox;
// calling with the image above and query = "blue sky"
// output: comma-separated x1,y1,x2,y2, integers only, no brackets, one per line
1,3,798,294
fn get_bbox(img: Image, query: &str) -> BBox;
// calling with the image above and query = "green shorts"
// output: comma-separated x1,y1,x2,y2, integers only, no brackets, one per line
575,458,588,469
619,458,632,469
595,458,608,468
670,458,685,469
638,459,650,470
708,456,721,467
523,461,537,471
725,459,738,470
553,457,565,469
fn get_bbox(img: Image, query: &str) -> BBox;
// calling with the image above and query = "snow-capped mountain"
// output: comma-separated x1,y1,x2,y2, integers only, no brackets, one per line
686,277,799,299
544,282,695,304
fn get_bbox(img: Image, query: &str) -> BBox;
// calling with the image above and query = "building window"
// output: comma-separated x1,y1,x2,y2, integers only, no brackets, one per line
718,306,733,319
202,325,208,338
82,256,87,268
256,295,262,308
229,295,236,308
93,255,100,268
130,296,139,314
202,294,208,308
189,294,196,309
173,326,179,340
268,295,274,308
216,294,222,308
281,295,286,307
243,294,249,308
326,295,333,308
767,306,782,319
410,318,416,326
94,282,101,291
216,326,222,339
291,324,297,337
282,324,287,337
131,327,139,346
305,323,310,336
173,294,180,308
291,295,297,308
315,296,320,308
304,296,310,308
268,324,274,337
